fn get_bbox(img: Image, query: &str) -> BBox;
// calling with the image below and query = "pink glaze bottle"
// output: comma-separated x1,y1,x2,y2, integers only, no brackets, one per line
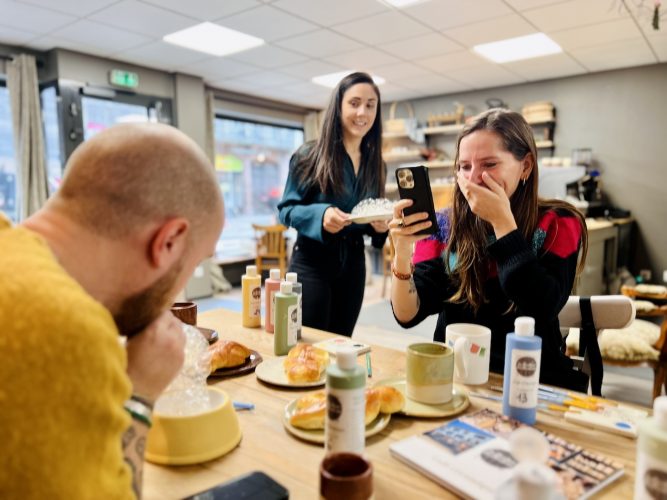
264,268,281,333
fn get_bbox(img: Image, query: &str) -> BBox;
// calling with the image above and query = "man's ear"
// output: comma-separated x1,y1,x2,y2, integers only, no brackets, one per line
148,217,190,269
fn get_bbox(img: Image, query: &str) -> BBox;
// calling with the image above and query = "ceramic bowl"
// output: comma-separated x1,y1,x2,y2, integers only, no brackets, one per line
146,386,241,465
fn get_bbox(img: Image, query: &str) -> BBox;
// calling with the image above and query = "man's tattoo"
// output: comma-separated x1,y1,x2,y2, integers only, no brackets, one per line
124,457,140,498
135,436,146,457
408,278,417,294
122,426,136,449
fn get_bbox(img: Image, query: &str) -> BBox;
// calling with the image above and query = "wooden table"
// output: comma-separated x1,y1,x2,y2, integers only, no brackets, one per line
143,308,638,499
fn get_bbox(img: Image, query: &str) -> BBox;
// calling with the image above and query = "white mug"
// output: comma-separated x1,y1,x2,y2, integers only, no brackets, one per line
445,323,491,385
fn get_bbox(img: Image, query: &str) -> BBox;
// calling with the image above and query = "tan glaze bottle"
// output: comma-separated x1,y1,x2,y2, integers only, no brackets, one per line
264,268,281,333
635,396,667,499
241,265,261,328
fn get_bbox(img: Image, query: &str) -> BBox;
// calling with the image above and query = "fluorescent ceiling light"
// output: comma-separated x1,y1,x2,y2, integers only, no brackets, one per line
312,71,386,88
473,33,562,63
380,0,430,7
163,22,264,57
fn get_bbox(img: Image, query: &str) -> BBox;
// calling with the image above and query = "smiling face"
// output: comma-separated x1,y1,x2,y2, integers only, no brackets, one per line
340,83,378,142
457,129,532,199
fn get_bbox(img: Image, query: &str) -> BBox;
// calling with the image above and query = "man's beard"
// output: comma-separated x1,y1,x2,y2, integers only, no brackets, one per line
113,259,184,337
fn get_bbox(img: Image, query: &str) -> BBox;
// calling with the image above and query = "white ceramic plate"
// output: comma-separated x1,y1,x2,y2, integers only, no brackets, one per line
282,398,391,444
255,356,326,388
348,212,393,224
375,377,469,418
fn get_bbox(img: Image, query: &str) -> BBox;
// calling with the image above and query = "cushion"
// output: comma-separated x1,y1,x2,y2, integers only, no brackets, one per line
565,319,660,361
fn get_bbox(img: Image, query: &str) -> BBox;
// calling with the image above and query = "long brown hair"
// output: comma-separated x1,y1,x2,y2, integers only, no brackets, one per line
295,72,384,198
447,109,588,311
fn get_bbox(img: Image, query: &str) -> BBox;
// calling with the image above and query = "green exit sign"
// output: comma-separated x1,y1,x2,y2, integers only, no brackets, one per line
109,69,139,89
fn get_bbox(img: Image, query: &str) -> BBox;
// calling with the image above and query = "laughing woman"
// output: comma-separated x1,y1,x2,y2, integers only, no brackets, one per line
278,72,387,336
389,109,589,391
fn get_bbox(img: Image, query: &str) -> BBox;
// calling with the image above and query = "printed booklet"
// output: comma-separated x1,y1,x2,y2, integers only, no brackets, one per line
390,408,624,499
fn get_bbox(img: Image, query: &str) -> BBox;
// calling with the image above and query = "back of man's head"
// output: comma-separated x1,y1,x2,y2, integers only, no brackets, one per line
56,123,222,242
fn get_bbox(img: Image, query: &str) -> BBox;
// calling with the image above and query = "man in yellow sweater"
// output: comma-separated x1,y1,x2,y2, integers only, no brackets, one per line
0,123,224,498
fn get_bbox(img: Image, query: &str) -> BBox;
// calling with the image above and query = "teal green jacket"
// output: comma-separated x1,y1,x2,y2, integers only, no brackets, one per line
278,143,387,248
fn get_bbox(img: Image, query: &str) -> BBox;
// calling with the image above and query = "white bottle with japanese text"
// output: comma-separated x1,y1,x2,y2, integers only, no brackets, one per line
635,396,667,499
502,317,541,425
285,272,302,340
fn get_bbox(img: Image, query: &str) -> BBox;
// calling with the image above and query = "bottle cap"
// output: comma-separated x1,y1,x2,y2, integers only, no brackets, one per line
286,272,298,283
336,347,357,370
270,269,281,280
515,317,535,337
654,396,667,430
245,265,257,277
280,281,292,294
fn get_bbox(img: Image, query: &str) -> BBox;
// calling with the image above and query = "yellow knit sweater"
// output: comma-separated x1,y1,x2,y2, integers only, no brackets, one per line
0,215,134,499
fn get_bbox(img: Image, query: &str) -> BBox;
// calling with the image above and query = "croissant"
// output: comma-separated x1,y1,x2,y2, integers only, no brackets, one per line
289,386,404,430
284,344,330,383
209,340,251,371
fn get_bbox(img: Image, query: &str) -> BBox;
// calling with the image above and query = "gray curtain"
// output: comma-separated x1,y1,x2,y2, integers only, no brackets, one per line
7,54,48,220
204,90,216,164
304,110,325,142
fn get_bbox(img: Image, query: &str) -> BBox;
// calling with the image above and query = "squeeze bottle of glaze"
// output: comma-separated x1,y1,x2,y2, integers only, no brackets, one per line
502,316,541,425
264,268,281,333
635,396,667,499
274,281,298,356
325,347,366,455
241,265,261,328
285,272,302,340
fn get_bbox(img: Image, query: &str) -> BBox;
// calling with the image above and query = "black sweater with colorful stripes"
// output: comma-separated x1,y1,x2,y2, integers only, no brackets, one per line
396,208,588,391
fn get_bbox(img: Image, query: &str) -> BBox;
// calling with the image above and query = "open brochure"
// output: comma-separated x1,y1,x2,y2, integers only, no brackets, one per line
390,408,624,499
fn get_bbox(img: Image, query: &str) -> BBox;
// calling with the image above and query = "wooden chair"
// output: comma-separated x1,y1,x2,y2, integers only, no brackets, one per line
558,295,667,401
381,238,395,298
252,223,288,277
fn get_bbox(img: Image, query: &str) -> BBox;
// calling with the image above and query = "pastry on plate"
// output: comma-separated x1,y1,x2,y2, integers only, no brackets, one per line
209,340,252,371
289,386,404,430
283,344,330,383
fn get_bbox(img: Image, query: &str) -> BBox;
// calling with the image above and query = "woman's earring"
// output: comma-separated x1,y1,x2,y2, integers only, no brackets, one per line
522,177,527,186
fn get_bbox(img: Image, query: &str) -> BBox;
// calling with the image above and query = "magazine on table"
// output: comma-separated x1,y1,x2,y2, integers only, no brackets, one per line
389,408,624,500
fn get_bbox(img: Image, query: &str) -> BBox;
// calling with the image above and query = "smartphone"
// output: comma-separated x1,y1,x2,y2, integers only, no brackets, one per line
182,471,289,500
395,165,438,236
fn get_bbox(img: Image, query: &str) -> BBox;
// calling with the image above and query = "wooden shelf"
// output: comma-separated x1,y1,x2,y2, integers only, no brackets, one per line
422,124,464,136
383,150,423,162
382,131,411,139
398,159,455,169
526,119,555,125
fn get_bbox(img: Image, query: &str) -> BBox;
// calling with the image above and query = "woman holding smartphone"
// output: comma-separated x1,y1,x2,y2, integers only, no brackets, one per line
389,108,589,390
278,72,387,336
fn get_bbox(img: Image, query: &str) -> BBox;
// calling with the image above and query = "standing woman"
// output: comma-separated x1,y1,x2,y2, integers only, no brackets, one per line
278,72,387,336
390,109,589,390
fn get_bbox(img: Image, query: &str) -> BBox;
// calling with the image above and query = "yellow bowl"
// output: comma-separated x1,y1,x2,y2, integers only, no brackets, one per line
146,386,242,465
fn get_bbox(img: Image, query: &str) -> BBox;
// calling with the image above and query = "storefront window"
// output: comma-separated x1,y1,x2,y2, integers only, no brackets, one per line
214,116,303,258
0,85,17,222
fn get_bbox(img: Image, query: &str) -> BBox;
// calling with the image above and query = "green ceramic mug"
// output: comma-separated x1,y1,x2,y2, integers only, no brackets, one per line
406,342,454,404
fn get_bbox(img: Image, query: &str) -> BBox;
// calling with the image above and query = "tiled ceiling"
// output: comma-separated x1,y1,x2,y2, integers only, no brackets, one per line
1,0,665,108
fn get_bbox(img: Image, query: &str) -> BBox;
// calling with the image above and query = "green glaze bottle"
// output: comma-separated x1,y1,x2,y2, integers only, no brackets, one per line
635,396,667,499
273,281,297,356
325,347,366,455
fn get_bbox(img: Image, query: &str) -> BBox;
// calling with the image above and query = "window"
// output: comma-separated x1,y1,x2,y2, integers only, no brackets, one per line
41,85,62,196
81,96,150,139
0,85,17,222
213,116,303,258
